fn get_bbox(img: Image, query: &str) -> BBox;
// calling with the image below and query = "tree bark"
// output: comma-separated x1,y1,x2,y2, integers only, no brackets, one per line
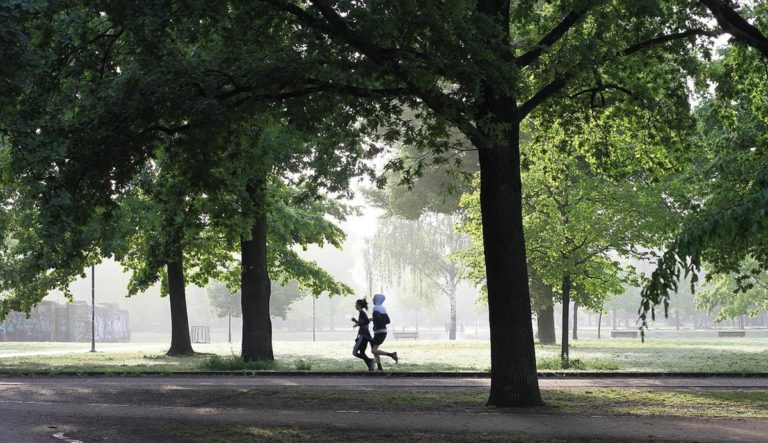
478,118,542,407
560,274,571,368
536,303,557,345
241,182,274,362
166,248,194,356
572,301,578,341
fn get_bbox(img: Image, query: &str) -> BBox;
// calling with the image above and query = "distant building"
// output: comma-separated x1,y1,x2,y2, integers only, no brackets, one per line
0,300,129,342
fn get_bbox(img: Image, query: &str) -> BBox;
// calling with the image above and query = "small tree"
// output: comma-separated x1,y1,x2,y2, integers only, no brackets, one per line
366,213,470,339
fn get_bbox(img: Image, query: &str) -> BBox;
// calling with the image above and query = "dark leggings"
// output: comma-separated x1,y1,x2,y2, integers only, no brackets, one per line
352,335,372,367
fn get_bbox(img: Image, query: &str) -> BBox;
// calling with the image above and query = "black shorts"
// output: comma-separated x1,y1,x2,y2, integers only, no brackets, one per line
371,333,387,346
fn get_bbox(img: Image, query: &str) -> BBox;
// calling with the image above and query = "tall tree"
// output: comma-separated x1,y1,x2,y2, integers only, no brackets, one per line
255,0,721,406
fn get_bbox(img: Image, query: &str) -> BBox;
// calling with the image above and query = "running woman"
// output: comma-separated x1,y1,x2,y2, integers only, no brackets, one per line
351,298,375,371
370,293,398,370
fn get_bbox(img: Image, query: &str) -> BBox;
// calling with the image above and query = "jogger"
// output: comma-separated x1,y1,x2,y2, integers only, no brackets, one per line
351,298,375,371
370,293,398,370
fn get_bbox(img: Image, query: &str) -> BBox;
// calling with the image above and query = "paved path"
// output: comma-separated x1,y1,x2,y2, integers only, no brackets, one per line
1,376,767,442
3,375,767,389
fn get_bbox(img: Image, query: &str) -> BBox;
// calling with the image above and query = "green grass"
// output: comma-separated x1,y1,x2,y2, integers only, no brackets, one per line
0,342,88,353
1,339,766,373
544,389,768,418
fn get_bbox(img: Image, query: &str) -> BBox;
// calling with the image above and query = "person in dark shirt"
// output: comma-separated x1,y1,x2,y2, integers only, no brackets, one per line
370,293,398,370
351,298,375,371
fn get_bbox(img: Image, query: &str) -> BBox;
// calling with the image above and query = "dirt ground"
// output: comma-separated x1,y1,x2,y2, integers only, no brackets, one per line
2,376,767,442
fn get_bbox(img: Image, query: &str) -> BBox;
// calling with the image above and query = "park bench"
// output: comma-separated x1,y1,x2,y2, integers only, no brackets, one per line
717,330,746,338
393,331,419,340
610,330,638,338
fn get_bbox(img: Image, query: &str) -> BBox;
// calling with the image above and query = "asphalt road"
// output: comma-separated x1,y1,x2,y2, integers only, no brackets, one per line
1,376,767,442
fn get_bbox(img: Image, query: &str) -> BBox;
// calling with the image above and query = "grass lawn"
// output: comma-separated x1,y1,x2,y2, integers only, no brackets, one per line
0,339,766,373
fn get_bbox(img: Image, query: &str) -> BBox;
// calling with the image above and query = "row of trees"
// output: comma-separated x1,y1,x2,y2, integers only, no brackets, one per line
1,0,766,407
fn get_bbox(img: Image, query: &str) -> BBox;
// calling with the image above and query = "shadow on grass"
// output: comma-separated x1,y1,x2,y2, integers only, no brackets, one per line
543,389,768,418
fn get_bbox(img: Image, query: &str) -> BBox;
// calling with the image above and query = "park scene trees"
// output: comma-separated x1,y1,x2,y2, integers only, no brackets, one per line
1,0,768,441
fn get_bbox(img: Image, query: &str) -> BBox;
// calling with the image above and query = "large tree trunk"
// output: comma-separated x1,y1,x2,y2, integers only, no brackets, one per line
449,284,457,340
536,303,556,345
478,121,542,407
166,248,194,356
560,274,571,368
572,301,578,341
241,183,273,362
472,0,541,407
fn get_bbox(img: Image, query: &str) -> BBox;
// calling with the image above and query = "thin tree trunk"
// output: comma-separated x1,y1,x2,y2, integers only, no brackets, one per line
572,301,578,341
241,182,273,362
449,285,457,340
597,310,603,339
478,121,542,407
166,248,194,356
560,274,571,368
536,303,556,345
531,266,555,344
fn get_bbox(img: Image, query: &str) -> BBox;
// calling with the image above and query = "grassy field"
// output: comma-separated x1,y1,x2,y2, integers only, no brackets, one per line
1,338,766,373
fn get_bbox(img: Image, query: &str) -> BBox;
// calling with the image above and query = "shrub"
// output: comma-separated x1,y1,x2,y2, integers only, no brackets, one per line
294,359,312,370
199,355,277,371
537,356,620,371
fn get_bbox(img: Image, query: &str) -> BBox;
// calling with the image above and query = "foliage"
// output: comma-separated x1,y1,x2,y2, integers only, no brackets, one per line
0,2,370,319
641,28,768,328
366,213,470,338
369,214,468,300
365,144,478,220
697,259,768,321
206,279,306,321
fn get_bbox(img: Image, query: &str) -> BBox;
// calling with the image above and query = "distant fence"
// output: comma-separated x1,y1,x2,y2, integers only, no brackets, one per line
191,326,210,344
0,300,129,342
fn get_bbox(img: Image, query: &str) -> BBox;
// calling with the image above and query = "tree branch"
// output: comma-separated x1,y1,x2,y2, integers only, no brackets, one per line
569,83,636,100
699,0,768,57
622,28,720,56
519,73,572,119
520,27,720,120
516,10,585,68
259,0,484,147
232,82,409,103
260,0,333,34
